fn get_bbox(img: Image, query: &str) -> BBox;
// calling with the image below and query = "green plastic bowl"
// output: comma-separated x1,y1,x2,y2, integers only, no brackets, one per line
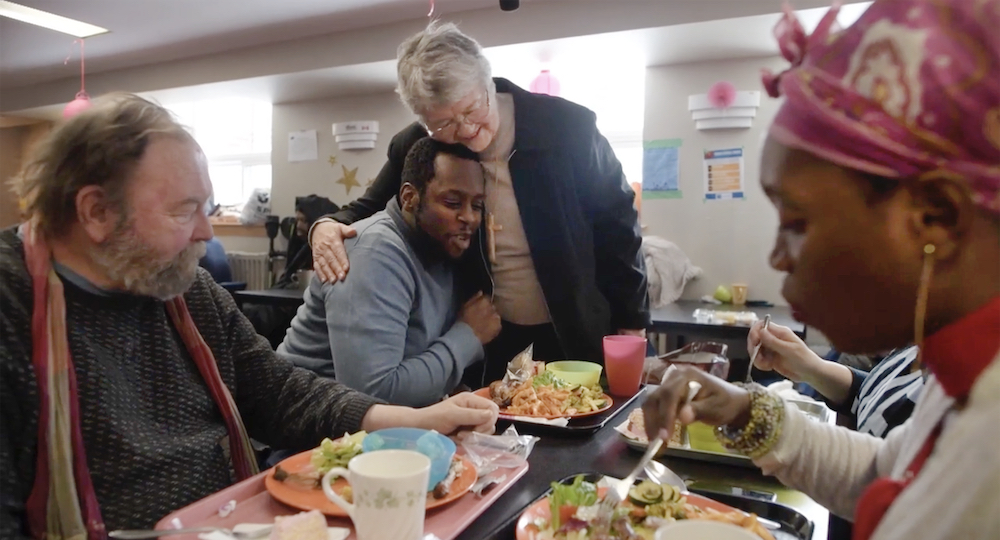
545,361,603,387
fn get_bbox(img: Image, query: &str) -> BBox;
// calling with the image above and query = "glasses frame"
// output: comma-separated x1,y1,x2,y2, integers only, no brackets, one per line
423,90,491,138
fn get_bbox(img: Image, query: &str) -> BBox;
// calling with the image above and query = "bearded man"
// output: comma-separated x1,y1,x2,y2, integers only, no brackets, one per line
0,93,498,539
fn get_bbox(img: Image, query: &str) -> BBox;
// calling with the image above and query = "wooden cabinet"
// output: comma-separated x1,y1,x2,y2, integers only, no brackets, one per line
0,117,52,229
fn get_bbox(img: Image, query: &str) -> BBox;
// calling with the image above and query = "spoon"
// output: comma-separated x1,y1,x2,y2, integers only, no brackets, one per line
109,527,271,539
642,459,688,493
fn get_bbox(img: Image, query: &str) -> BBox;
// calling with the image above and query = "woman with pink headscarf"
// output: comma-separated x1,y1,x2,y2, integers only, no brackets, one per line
643,1,999,539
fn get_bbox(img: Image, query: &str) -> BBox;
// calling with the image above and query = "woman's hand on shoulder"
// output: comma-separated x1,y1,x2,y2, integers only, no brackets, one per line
310,220,356,283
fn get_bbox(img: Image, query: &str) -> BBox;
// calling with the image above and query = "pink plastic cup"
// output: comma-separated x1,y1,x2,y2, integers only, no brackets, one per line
603,335,647,397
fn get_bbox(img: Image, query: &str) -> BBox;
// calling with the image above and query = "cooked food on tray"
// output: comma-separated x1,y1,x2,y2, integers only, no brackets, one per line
432,456,466,499
621,409,684,447
489,371,608,416
270,509,328,540
271,431,466,498
311,431,367,474
272,431,367,489
528,475,774,540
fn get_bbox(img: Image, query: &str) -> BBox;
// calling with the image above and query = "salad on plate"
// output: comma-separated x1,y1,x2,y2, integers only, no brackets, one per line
520,475,774,540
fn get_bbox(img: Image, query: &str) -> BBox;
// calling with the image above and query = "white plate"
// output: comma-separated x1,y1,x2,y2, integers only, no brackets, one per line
654,520,759,540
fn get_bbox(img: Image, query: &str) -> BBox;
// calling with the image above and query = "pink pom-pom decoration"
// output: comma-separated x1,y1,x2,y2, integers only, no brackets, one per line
707,81,738,108
529,70,561,96
63,91,92,119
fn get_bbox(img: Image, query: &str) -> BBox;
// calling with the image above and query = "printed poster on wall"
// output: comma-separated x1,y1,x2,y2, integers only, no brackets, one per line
703,147,744,200
642,138,682,200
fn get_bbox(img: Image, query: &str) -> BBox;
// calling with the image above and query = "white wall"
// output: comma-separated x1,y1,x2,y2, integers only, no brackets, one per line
269,91,416,218
642,56,787,306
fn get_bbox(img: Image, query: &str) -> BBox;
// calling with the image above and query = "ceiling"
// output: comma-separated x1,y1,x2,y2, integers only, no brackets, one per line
0,0,498,88
0,0,870,116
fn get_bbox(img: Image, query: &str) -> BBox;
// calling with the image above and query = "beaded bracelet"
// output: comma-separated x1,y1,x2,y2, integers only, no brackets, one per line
714,383,785,459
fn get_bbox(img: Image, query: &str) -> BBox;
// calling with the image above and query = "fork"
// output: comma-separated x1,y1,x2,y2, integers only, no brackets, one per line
109,526,272,539
594,381,701,534
746,314,771,383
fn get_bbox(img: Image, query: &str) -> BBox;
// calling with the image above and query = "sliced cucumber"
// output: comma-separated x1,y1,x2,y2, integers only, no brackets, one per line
628,480,664,506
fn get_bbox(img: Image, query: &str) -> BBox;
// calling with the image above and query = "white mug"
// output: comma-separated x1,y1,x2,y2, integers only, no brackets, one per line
322,449,430,540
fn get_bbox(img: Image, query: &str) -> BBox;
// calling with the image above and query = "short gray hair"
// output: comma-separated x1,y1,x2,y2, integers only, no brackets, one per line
396,21,493,114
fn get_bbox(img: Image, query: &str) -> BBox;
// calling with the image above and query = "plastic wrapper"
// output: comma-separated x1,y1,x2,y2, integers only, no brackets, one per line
460,426,539,469
692,308,759,326
643,342,730,384
503,343,544,384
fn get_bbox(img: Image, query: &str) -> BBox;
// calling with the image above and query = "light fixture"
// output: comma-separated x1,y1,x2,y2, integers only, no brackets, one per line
688,85,761,130
333,121,379,150
0,1,108,38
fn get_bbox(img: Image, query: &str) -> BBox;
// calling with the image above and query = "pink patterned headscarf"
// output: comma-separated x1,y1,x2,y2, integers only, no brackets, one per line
764,0,1000,214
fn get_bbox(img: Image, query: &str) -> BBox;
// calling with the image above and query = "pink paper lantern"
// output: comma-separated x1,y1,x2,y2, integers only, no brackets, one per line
707,81,738,108
529,70,561,96
63,91,92,118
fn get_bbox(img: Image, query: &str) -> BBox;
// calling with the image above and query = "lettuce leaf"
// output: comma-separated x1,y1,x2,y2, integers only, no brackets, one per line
548,475,598,530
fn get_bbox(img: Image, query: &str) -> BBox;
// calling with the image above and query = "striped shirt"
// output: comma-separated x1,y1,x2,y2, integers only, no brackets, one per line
839,346,924,438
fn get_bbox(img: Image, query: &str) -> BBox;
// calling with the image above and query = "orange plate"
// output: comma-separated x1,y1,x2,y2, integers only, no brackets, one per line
264,450,477,517
473,387,613,420
515,487,747,539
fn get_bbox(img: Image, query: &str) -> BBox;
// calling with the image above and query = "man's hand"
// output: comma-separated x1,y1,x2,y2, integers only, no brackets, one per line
310,220,357,283
618,328,647,338
413,392,499,435
459,292,501,344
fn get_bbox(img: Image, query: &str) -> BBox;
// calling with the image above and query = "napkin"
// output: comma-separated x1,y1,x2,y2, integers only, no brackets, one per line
767,380,819,402
198,523,349,540
509,415,570,427
613,419,645,443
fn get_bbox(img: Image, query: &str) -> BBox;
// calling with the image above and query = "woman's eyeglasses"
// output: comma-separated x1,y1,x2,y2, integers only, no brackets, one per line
423,91,491,137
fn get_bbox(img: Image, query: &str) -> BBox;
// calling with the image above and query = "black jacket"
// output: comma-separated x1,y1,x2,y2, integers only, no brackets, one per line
326,78,649,363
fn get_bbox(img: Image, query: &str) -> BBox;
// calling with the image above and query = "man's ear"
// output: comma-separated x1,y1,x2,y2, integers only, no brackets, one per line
907,172,977,262
75,185,121,243
400,183,420,212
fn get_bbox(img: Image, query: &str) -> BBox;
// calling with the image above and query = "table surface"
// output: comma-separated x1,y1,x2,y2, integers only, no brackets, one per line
233,288,306,306
460,387,829,540
650,300,807,338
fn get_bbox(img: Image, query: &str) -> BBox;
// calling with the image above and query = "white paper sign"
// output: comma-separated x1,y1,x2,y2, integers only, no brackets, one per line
288,130,318,162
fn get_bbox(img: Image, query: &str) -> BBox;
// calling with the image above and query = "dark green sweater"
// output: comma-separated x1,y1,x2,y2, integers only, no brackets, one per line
0,228,381,536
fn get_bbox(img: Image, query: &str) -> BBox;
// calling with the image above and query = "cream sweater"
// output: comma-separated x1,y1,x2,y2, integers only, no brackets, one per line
755,353,1000,539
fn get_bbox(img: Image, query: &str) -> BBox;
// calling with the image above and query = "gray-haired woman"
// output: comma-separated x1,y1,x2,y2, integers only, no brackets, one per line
310,22,649,387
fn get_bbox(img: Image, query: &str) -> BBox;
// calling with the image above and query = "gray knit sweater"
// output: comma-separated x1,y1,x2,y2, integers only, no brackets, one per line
278,199,483,407
0,227,381,536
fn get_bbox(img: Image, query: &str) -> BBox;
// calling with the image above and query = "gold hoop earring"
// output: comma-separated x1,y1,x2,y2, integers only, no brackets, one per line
913,244,936,371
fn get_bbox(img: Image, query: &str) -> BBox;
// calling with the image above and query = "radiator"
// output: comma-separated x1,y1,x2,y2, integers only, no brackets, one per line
226,252,271,290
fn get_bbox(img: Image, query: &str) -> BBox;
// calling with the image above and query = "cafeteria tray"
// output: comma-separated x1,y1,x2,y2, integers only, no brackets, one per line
477,472,814,540
155,451,529,540
626,398,836,469
498,386,650,437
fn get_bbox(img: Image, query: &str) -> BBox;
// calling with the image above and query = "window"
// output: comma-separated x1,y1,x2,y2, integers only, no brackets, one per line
554,64,645,191
165,98,272,208
492,58,646,186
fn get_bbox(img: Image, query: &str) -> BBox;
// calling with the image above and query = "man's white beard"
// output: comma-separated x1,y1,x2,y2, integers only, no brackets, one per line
91,219,207,300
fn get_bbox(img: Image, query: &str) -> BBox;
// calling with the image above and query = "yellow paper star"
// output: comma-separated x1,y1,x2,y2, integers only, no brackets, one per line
366,177,376,188
336,165,361,195
327,155,338,166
